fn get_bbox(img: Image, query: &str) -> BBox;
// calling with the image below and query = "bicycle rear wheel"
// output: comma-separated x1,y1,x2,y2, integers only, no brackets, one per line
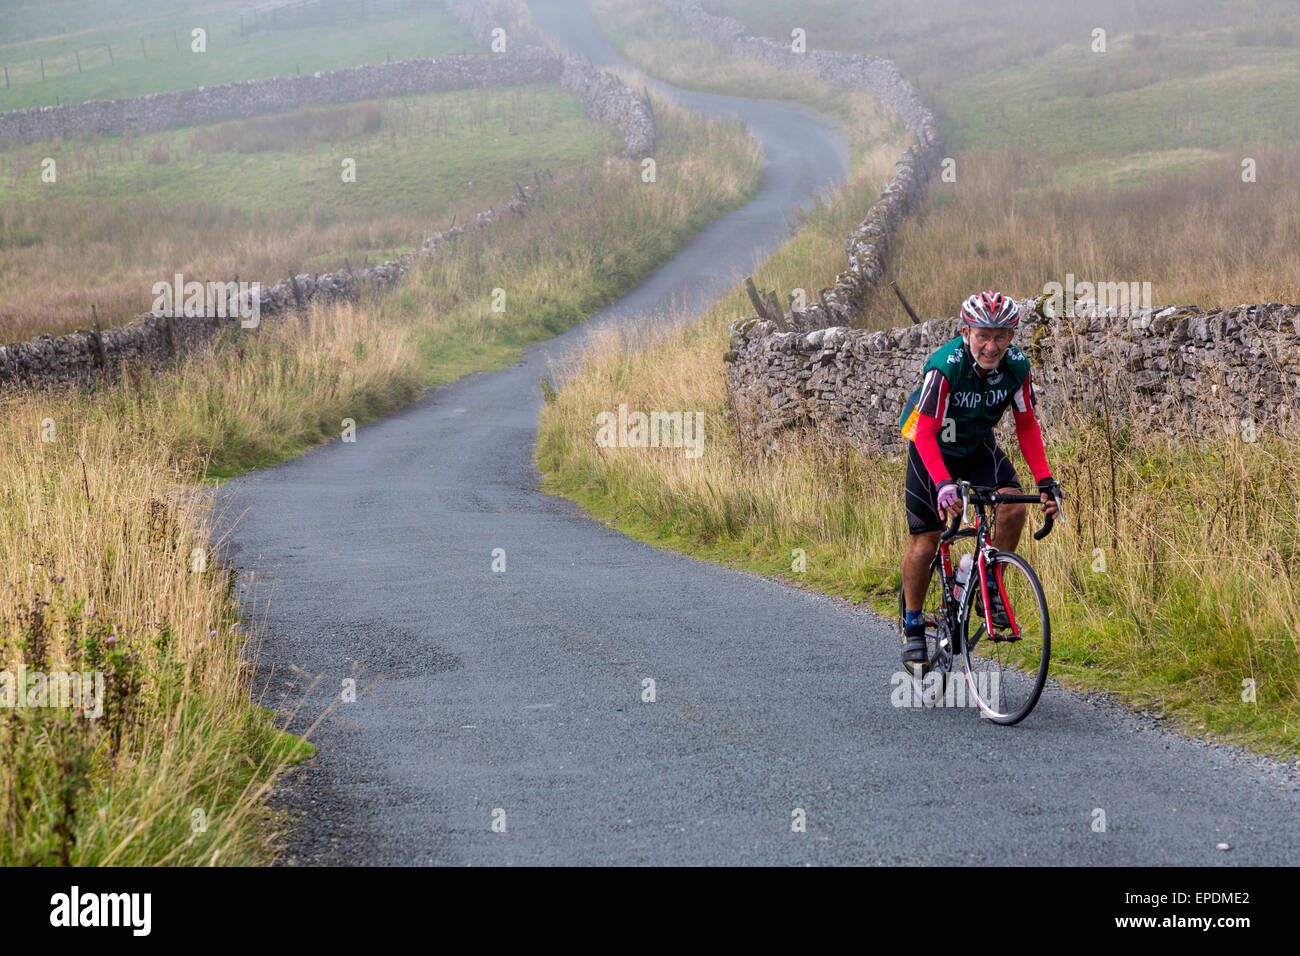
961,550,1050,724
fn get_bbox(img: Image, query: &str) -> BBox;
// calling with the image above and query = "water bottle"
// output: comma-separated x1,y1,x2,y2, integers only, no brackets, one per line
953,554,973,603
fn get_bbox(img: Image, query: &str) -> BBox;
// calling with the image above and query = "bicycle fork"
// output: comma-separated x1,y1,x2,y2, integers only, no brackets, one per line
976,547,1022,641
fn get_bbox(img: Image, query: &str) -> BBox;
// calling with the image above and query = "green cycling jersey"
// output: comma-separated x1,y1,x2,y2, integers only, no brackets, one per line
899,336,1033,457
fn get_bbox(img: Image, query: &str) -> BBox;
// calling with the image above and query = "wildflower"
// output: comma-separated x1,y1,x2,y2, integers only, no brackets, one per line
107,635,116,645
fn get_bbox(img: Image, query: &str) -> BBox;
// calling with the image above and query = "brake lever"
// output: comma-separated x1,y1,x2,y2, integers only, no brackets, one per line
1032,490,1063,541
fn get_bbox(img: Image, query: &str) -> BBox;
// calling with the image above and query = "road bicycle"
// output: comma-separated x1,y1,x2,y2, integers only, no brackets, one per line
897,481,1063,725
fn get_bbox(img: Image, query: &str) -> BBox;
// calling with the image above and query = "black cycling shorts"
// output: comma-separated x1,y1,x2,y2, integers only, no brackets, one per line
905,432,1021,535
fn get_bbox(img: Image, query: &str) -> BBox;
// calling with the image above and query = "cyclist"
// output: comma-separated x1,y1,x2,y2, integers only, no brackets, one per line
898,291,1062,677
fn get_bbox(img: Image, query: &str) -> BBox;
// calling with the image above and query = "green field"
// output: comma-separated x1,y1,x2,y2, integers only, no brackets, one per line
685,0,1300,324
0,1,477,111
0,83,619,340
704,0,1300,163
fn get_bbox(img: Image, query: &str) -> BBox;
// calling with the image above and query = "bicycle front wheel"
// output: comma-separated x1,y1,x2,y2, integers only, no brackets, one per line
961,550,1050,724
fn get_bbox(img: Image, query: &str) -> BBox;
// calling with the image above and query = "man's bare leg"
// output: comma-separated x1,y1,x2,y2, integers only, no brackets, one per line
902,530,942,612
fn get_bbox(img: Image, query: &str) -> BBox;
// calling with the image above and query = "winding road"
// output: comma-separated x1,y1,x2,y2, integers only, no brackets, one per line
216,0,1300,865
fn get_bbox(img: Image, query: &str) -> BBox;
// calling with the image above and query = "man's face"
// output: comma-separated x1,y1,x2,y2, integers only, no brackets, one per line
964,325,1014,370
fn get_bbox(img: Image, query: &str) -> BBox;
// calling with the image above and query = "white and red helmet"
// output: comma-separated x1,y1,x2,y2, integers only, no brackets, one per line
960,290,1019,329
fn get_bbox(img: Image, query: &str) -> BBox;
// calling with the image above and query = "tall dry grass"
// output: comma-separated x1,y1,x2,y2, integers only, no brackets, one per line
863,145,1300,328
0,86,613,341
0,390,301,865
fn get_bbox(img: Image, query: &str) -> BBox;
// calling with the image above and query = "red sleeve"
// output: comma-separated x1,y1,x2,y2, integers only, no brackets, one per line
1011,372,1052,485
914,413,952,485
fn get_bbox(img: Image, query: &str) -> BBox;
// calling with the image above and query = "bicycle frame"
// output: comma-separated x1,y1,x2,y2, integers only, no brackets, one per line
928,481,1059,674
932,514,1014,658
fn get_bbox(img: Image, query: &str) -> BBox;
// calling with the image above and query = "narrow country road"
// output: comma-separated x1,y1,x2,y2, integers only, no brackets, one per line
215,1,1300,865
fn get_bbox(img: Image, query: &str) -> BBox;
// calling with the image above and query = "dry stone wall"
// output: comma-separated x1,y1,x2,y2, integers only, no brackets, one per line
557,57,654,159
0,187,538,391
659,0,941,326
0,53,562,145
725,301,1300,458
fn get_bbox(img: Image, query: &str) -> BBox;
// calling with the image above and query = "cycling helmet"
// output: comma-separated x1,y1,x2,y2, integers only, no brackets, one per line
960,290,1019,329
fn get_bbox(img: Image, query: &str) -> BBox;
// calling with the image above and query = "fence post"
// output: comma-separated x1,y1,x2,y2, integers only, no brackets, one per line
106,43,114,66
3,66,8,89
40,56,45,81
140,37,147,59
89,305,105,369
75,49,82,72
745,278,773,321
173,29,179,53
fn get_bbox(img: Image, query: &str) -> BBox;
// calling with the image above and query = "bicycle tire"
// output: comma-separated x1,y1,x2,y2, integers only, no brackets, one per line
960,549,1050,724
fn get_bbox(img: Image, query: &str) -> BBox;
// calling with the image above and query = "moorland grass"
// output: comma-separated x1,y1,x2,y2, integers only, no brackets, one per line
0,84,617,340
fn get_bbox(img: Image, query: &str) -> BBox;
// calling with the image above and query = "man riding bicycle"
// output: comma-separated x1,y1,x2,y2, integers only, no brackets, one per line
898,291,1063,677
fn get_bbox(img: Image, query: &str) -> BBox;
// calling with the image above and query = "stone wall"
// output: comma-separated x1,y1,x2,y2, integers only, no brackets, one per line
725,302,1300,457
658,0,941,326
0,52,562,145
557,56,655,159
0,3,655,159
0,186,537,391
